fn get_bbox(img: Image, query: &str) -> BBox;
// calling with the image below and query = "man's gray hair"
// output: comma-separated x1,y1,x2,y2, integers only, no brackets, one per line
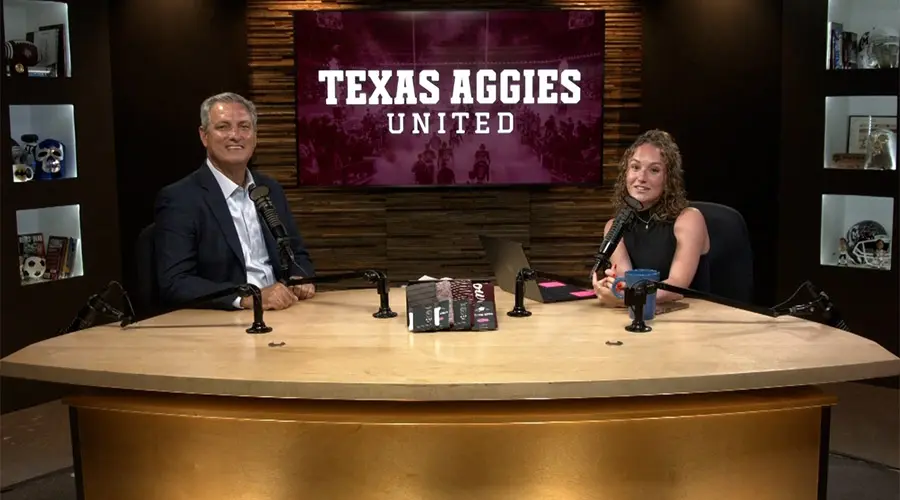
200,92,258,130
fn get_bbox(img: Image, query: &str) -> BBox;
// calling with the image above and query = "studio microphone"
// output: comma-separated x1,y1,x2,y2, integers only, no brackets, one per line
590,195,644,281
804,282,850,332
248,184,288,242
249,184,301,279
62,281,124,334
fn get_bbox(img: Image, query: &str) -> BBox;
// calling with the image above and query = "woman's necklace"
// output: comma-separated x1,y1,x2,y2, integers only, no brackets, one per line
634,211,657,229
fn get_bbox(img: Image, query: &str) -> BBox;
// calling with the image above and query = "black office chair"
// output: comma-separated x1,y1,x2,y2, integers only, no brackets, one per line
690,202,754,303
134,223,159,316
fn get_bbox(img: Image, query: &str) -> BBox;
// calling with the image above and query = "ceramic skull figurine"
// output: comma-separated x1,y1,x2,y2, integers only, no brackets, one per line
35,138,65,179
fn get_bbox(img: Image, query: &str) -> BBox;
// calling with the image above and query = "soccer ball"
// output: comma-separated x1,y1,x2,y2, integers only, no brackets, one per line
21,255,46,280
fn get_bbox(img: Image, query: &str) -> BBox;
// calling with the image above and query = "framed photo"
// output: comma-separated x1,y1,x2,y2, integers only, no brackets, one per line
25,23,66,77
847,115,897,154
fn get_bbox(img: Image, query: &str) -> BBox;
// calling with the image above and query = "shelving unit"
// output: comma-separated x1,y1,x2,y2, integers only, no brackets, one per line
9,104,77,181
780,0,899,369
822,0,897,279
16,203,83,283
2,0,70,77
820,194,893,270
1,0,121,413
823,95,896,170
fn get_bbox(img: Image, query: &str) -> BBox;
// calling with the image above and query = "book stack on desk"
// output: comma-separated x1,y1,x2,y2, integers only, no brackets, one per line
406,277,498,333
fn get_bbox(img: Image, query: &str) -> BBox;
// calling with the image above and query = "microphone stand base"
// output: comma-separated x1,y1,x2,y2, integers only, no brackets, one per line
623,286,652,333
507,306,532,318
373,308,398,319
246,322,273,334
625,321,652,333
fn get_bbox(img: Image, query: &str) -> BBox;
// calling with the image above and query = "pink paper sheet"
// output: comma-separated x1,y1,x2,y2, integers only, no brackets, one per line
538,281,567,288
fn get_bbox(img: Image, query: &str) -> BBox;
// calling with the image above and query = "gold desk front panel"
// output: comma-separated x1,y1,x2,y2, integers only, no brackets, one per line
68,387,833,500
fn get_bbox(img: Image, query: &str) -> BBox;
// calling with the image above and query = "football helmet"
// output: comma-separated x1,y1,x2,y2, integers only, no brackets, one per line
846,220,891,266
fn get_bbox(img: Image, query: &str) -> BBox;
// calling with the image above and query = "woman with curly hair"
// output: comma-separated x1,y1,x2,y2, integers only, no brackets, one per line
592,129,711,306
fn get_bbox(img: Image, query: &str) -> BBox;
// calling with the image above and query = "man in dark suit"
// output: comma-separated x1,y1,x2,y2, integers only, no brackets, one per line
154,92,315,310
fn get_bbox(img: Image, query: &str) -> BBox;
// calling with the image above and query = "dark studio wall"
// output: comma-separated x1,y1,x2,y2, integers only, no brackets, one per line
109,0,248,292
779,1,899,368
641,0,783,306
1,0,123,413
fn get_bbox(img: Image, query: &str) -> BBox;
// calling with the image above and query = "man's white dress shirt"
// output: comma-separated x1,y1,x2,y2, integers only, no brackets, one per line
207,159,275,308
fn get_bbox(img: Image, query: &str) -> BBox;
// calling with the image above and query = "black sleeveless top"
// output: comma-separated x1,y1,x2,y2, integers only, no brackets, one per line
621,210,712,292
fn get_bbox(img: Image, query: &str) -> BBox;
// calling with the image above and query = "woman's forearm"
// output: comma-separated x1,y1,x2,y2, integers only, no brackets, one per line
654,289,683,303
654,279,686,303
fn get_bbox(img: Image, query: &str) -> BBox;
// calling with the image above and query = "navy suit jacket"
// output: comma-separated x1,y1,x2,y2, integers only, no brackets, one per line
153,164,315,310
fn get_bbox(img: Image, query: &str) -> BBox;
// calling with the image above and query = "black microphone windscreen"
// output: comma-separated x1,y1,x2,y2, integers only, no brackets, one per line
622,195,643,211
248,184,270,203
262,207,284,233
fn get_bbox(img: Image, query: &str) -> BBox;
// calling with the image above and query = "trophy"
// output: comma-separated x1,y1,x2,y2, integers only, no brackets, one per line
859,27,899,69
863,128,897,170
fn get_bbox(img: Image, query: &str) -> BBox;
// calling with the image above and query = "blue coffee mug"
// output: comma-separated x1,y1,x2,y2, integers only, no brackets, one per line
611,268,660,321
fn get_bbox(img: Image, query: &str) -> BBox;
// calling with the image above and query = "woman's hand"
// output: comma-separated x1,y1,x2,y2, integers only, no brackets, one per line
592,267,625,307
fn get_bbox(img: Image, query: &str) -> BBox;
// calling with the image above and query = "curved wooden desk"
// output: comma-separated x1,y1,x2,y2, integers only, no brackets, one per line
2,288,898,500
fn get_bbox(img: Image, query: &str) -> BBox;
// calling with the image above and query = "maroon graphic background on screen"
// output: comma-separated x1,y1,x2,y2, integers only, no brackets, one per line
294,10,605,187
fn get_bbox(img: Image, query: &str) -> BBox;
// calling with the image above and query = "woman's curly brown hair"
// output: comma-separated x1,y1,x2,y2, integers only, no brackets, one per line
612,129,688,221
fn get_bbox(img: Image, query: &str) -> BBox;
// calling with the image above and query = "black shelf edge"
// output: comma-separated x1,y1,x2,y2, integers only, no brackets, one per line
824,69,899,97
18,274,85,292
7,177,83,211
822,168,898,198
819,263,894,276
817,263,897,287
3,77,78,104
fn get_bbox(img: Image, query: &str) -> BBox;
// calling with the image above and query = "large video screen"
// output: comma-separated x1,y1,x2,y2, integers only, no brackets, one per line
293,10,605,187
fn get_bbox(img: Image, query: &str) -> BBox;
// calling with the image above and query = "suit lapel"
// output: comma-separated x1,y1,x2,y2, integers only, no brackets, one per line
196,165,246,269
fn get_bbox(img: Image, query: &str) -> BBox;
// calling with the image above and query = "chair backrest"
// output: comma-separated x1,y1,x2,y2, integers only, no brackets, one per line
134,223,158,315
690,202,754,303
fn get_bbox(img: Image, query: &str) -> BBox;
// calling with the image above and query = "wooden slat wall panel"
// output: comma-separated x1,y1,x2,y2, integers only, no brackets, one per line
385,189,533,281
247,0,641,284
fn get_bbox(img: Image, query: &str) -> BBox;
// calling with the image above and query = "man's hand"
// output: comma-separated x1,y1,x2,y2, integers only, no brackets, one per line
289,276,316,300
240,282,297,310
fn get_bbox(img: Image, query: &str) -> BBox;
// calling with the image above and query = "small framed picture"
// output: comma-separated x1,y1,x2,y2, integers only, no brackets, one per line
847,115,897,154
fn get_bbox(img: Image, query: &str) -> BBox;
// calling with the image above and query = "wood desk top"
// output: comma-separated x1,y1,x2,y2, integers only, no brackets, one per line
2,289,898,401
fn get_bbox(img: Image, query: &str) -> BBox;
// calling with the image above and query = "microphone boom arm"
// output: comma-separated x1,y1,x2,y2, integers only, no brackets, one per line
508,267,594,318
768,281,850,331
282,269,398,319
61,281,135,334
278,238,294,279
120,283,272,334
623,279,791,333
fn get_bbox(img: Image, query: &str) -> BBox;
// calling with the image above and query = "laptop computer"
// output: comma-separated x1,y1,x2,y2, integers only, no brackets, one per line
478,234,597,303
